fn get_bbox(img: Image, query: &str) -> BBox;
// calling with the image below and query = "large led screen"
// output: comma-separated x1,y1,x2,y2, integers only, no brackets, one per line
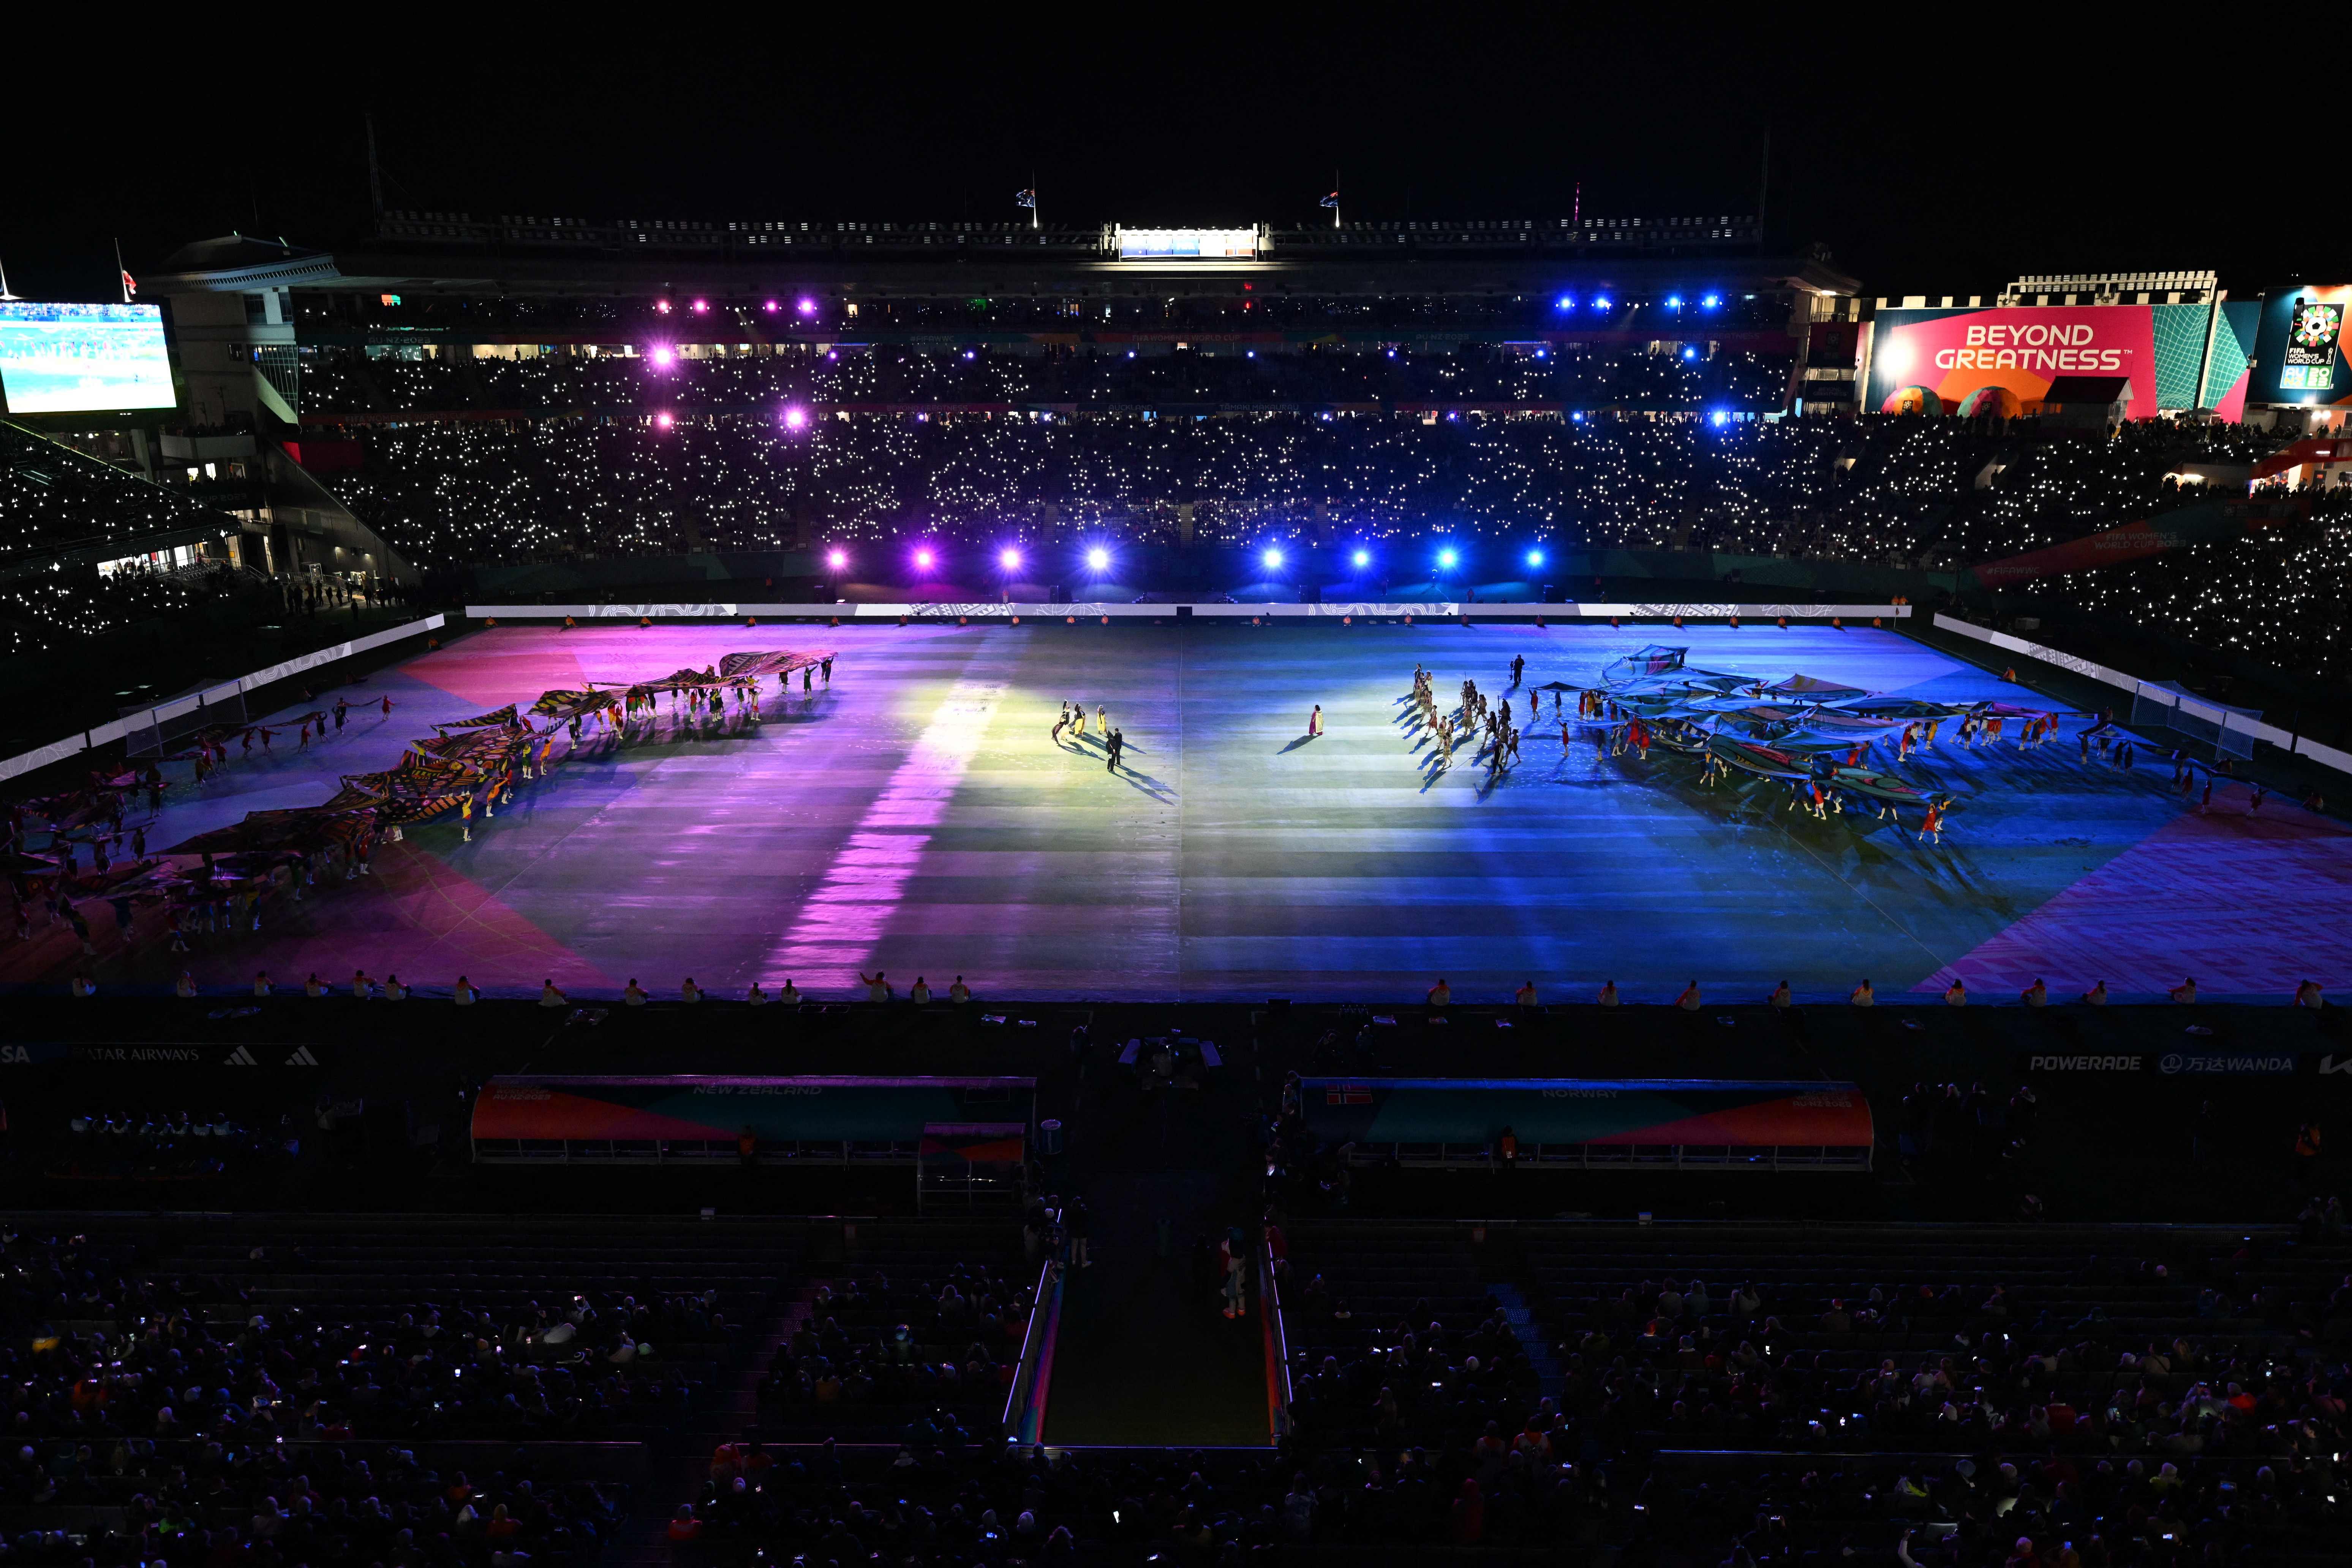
0,302,177,414
2247,286,2352,408
1115,227,1257,259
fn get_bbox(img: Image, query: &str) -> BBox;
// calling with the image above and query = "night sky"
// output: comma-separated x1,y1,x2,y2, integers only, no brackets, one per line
4,27,2316,303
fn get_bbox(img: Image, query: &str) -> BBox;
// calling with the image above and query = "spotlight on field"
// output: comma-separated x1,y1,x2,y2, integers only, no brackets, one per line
827,548,848,570
1555,295,1576,311
690,299,710,314
781,406,809,430
999,547,1023,570
1710,410,1731,427
649,347,675,369
1262,547,1284,570
1682,346,1699,361
1086,547,1110,572
1437,548,1459,570
763,300,781,313
1666,295,1683,310
1701,293,1722,310
1593,295,1612,310
797,297,817,316
1527,549,1545,567
1352,549,1371,568
653,411,675,430
914,548,936,571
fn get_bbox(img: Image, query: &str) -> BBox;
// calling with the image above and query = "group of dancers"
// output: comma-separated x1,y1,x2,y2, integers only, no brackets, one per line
1409,666,1528,775
1051,702,1128,772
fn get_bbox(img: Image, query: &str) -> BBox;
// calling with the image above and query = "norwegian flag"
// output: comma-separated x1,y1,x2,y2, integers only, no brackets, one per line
121,270,138,300
1319,191,1340,209
1326,1084,1373,1105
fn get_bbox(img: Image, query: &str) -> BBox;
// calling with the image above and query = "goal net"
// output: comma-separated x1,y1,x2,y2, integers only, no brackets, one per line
2128,680,2259,762
122,687,247,760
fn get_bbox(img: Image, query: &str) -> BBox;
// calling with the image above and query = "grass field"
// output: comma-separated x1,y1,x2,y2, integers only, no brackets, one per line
12,621,2348,1001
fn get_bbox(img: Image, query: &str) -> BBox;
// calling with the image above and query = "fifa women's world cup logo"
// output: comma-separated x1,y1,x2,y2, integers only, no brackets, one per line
2281,301,2343,391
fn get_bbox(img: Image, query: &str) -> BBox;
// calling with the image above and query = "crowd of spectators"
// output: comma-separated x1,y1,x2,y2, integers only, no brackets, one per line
2036,487,2352,681
0,430,223,561
752,1264,1028,1442
1250,1220,2352,1562
0,1229,658,1568
300,342,1796,418
318,398,2276,579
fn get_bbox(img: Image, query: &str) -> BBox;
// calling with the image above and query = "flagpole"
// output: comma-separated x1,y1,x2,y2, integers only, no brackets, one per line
1030,170,1038,231
1334,169,1341,229
114,237,130,304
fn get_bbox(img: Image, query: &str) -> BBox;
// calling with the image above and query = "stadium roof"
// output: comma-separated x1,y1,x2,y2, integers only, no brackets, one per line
143,215,1859,301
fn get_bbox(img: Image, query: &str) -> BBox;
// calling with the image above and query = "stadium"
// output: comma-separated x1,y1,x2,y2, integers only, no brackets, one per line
6,133,2352,1567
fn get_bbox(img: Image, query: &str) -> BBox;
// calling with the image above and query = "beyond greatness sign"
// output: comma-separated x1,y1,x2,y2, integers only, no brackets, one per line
1865,304,2158,420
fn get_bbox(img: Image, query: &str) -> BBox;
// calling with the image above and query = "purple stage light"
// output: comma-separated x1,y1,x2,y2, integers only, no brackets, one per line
649,347,675,369
914,548,936,571
690,299,710,314
797,297,817,316
827,548,847,570
763,300,781,313
999,547,1022,569
654,411,675,430
781,406,809,430
654,299,672,314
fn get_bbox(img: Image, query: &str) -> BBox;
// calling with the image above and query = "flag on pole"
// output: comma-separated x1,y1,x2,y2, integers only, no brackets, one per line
1319,191,1340,209
121,270,138,300
1014,189,1036,209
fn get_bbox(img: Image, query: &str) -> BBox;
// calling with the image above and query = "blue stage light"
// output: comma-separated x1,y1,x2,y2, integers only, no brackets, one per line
1437,548,1459,569
1701,293,1721,310
1263,547,1284,569
1710,410,1730,427
1526,549,1545,567
1665,295,1683,309
1682,345,1699,361
1086,546,1110,571
1593,295,1611,310
1352,549,1371,568
1555,294,1575,311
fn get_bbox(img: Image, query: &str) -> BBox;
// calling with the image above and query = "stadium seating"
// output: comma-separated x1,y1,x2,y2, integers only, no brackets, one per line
1273,1218,2352,1561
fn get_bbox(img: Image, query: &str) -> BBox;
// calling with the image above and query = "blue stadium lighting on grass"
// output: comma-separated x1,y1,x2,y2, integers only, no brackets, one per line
1262,547,1284,570
1352,549,1371,568
1701,293,1722,310
1086,547,1111,572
